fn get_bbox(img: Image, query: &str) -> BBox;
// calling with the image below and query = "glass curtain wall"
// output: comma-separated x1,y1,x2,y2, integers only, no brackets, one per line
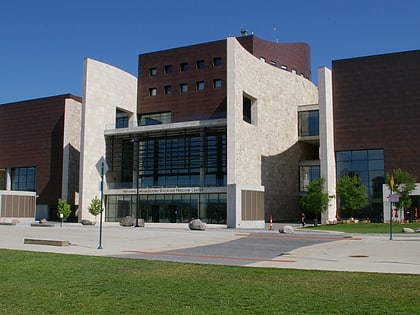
336,149,384,221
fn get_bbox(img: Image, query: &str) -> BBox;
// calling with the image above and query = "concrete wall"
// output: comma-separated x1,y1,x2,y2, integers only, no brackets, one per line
226,37,318,227
62,98,81,204
318,67,337,223
79,59,137,221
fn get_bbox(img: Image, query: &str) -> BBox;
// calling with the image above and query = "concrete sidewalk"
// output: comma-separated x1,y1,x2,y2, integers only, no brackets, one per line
1,222,419,274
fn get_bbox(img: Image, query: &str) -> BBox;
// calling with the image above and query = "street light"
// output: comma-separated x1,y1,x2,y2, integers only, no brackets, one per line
131,137,140,227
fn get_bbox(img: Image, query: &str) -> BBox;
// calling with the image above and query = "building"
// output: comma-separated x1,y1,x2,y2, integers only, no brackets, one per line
332,50,420,222
0,94,81,222
3,34,418,227
78,34,331,228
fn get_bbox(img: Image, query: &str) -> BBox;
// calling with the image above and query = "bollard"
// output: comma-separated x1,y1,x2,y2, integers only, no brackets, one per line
269,215,273,230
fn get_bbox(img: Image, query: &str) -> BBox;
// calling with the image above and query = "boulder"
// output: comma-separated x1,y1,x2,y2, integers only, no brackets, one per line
279,225,294,234
80,219,94,226
119,216,145,227
402,227,415,233
120,216,135,227
188,219,207,231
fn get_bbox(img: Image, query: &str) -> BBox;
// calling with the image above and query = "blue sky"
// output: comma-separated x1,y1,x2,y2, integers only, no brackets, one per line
1,0,419,104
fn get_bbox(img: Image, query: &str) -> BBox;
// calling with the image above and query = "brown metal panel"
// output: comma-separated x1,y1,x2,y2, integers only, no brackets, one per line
333,50,420,178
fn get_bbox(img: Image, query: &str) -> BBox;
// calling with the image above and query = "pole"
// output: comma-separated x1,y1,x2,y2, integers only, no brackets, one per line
98,161,104,249
134,138,140,227
389,174,394,241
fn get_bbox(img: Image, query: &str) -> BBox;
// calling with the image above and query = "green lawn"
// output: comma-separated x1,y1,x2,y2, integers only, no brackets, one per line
306,222,420,234
0,249,419,314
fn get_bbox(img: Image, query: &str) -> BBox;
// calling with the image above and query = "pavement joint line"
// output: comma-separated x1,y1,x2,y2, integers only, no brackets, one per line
123,250,297,263
236,233,362,241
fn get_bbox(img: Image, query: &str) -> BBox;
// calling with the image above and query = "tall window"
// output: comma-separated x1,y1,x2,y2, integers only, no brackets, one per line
135,131,227,188
180,62,188,72
298,110,319,137
180,83,188,93
213,57,222,67
164,65,173,74
196,81,205,91
336,149,384,220
11,167,36,191
299,165,320,192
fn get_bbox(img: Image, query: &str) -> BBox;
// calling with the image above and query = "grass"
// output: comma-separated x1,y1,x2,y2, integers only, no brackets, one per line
0,249,419,314
306,222,420,234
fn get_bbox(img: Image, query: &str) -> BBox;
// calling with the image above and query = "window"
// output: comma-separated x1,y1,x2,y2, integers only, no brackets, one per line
149,68,157,76
139,112,171,126
281,65,287,70
11,167,36,191
164,85,172,94
243,94,256,124
164,65,173,74
116,116,129,129
260,56,266,62
180,83,188,93
292,69,297,74
213,79,222,88
213,57,222,67
149,88,157,96
270,60,277,67
336,149,384,220
196,60,205,69
196,81,205,91
180,62,188,72
299,165,320,192
298,110,319,137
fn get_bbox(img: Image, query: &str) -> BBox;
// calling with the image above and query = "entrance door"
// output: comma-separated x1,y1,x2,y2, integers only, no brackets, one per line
152,205,159,222
169,205,177,223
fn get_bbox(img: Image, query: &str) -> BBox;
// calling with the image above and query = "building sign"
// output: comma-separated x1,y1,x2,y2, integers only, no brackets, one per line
122,187,204,194
388,194,400,203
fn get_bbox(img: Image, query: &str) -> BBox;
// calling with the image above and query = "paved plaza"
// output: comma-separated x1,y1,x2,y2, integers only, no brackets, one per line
1,222,419,274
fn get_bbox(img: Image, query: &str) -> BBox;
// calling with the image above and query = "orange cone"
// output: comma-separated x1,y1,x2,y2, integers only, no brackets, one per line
269,215,273,230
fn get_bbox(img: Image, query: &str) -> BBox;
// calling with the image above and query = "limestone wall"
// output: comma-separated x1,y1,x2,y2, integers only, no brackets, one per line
79,59,137,221
226,37,318,223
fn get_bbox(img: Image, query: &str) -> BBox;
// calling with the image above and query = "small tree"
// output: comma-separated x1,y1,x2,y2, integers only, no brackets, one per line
88,196,102,223
300,178,333,220
336,175,368,218
57,198,71,219
386,168,416,211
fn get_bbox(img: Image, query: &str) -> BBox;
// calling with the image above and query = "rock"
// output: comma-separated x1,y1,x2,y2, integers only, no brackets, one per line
402,227,415,233
279,225,294,234
188,219,207,230
119,216,145,227
80,219,94,225
120,216,135,227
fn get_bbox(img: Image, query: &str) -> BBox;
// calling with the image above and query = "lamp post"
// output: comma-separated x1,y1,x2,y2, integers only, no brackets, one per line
132,137,140,227
389,174,394,240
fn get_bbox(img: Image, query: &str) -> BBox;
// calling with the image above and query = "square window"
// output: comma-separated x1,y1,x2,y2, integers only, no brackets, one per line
180,83,188,93
150,68,157,76
196,81,205,90
180,62,188,72
149,88,157,96
213,79,222,88
164,85,172,94
196,60,205,69
213,57,222,67
165,65,173,74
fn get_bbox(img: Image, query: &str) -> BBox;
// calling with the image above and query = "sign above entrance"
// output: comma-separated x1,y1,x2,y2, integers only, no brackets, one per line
123,187,204,194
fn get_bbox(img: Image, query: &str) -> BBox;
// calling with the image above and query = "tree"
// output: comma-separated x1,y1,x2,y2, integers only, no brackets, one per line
300,178,333,219
386,168,416,211
57,198,71,219
88,196,102,223
336,175,368,218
